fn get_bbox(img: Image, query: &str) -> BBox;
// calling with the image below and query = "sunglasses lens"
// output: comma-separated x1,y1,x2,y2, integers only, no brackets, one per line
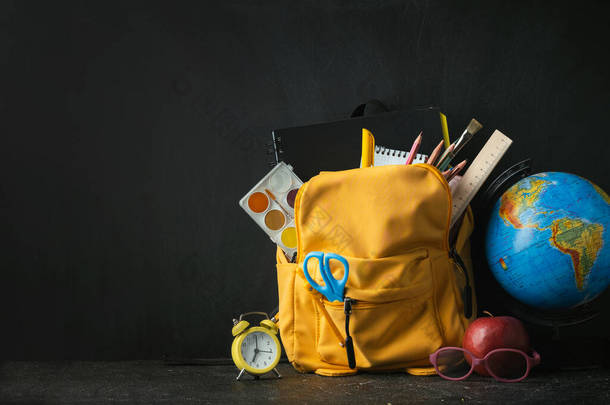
486,350,528,381
435,348,472,379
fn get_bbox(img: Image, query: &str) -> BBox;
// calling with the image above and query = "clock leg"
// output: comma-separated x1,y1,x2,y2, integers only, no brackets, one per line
236,368,246,381
272,368,282,378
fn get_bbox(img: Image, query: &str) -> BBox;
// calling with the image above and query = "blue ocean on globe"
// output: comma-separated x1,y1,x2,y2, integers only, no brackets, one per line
485,172,610,309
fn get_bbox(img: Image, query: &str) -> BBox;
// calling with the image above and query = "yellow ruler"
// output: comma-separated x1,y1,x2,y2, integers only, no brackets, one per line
450,130,513,228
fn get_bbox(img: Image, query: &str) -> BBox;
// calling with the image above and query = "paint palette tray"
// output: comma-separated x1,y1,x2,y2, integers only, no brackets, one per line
239,162,304,258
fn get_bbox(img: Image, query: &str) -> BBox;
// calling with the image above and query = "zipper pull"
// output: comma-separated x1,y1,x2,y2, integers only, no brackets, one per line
343,297,356,369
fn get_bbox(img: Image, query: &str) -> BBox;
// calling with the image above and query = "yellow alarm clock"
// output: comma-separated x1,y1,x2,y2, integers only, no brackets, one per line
231,312,282,380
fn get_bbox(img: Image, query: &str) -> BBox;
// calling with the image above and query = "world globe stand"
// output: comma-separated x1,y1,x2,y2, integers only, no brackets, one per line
501,298,599,339
474,159,608,369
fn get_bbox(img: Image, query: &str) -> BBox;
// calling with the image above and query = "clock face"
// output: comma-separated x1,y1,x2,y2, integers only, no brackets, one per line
240,331,279,370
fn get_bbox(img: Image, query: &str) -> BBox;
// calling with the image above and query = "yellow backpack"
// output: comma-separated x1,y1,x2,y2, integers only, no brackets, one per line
275,163,477,376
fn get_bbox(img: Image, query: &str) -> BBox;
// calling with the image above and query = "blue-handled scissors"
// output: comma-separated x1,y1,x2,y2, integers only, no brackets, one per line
303,251,349,302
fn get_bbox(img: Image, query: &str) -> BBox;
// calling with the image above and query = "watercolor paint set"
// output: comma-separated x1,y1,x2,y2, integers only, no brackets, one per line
239,162,303,258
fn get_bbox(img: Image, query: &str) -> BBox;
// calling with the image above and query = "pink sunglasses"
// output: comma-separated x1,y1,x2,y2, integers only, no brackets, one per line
429,347,541,383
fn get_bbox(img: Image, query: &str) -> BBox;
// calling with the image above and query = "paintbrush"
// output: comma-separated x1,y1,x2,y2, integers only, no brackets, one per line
438,119,482,171
453,118,483,156
264,189,292,218
426,140,444,165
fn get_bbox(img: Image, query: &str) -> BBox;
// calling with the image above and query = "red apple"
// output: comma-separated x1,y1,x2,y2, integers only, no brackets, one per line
462,315,530,376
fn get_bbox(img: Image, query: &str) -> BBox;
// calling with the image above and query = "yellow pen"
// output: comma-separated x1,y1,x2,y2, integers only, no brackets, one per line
361,128,375,167
439,112,450,149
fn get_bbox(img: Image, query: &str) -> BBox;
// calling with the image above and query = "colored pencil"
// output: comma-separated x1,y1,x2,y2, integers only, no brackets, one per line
405,132,422,165
426,140,444,165
446,160,468,182
435,144,454,169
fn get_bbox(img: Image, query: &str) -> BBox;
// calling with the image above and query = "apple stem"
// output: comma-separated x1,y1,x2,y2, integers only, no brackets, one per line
482,310,494,317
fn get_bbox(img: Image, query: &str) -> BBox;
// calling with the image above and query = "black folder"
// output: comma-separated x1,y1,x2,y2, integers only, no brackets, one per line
271,106,444,181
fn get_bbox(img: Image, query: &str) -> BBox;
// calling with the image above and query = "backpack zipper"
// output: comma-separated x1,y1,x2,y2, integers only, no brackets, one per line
450,247,473,318
414,164,473,319
343,297,356,369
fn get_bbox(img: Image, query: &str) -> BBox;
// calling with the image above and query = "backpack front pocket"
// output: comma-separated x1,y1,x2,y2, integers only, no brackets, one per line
313,250,444,369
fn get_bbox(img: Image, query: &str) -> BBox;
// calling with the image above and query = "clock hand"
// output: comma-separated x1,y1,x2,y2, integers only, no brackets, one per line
251,335,259,363
258,350,272,353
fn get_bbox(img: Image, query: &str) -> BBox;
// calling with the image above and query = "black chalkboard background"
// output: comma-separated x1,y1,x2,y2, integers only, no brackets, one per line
1,1,609,360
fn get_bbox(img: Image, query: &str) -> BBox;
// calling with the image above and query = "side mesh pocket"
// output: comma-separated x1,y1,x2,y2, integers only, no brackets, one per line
276,253,297,362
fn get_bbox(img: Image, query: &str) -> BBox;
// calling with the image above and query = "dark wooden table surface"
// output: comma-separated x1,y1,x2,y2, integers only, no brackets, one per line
1,361,609,404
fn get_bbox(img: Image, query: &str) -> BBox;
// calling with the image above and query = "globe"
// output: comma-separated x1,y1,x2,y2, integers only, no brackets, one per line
485,172,610,310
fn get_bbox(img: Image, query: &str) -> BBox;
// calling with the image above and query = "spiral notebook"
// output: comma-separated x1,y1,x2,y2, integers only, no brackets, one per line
372,145,428,166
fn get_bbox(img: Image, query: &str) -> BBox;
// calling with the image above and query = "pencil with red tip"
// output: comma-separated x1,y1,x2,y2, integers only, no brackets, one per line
405,132,423,165
426,140,444,165
445,160,468,182
441,159,467,178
